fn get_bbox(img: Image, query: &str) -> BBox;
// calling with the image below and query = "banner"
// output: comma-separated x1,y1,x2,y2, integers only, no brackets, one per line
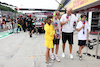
66,0,99,10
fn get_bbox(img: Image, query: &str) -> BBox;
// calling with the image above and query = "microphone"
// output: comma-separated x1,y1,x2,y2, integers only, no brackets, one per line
54,22,58,27
66,15,69,19
83,21,85,24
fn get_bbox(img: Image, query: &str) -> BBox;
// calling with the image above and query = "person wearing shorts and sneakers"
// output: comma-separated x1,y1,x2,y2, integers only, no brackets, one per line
6,15,12,33
60,8,78,59
51,11,61,62
76,14,89,60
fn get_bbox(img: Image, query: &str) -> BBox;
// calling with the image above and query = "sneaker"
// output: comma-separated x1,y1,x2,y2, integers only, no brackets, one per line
69,54,73,60
55,56,60,62
30,34,32,38
62,53,65,58
45,62,52,66
51,54,55,60
77,51,79,55
79,55,82,61
48,58,54,63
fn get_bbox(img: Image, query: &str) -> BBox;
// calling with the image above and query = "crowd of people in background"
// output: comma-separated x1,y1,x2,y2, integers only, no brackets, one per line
0,14,36,37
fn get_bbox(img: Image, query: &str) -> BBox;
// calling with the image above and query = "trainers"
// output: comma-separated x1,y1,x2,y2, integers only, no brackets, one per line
77,51,79,55
79,55,82,61
48,58,54,63
69,54,73,60
30,34,32,38
45,62,52,66
51,54,55,60
62,53,65,58
55,56,60,62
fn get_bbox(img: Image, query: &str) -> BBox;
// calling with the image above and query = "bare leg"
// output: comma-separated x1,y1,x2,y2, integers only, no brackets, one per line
69,44,72,54
52,48,54,54
45,48,50,62
62,43,65,53
55,45,59,54
78,46,82,55
31,29,34,34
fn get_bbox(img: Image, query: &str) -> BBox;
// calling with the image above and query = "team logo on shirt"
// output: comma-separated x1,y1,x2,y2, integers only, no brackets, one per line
54,22,58,26
56,29,59,32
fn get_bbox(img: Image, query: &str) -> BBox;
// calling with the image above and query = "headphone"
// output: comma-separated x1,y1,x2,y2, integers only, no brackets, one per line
50,18,53,22
53,12,57,16
80,17,87,20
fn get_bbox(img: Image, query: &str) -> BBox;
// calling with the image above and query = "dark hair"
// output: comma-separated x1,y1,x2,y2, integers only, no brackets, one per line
45,15,53,24
81,14,87,18
47,15,53,20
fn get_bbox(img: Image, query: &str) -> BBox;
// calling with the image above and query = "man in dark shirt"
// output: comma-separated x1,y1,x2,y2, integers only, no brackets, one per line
26,14,34,38
22,15,27,32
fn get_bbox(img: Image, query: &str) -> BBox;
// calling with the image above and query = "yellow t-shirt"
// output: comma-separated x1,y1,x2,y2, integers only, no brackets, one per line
44,23,55,49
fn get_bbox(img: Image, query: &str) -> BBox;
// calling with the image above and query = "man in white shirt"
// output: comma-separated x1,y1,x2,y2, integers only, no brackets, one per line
60,8,78,59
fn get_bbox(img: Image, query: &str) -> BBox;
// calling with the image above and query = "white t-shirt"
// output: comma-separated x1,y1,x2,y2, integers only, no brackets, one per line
60,14,78,33
76,21,89,40
52,18,60,39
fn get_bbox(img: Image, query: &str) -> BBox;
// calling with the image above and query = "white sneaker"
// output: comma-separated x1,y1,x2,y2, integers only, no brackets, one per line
45,62,52,66
51,54,55,60
62,53,65,58
55,56,60,62
70,54,73,60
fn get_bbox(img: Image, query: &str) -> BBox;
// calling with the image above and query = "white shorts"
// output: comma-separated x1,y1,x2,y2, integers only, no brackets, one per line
3,24,6,29
6,22,12,29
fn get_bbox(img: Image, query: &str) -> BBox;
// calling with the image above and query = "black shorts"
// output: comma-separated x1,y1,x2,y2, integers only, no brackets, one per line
62,32,73,44
78,40,86,46
53,39,60,45
28,26,34,31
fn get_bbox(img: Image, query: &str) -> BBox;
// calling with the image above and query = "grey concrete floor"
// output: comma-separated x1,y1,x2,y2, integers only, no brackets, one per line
0,31,100,67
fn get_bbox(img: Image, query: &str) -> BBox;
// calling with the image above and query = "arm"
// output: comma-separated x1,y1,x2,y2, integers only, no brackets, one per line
86,29,89,42
60,19,69,25
77,24,85,32
26,22,28,27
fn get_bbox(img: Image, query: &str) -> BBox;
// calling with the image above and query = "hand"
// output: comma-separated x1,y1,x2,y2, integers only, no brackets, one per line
82,24,85,28
54,27,57,30
54,35,57,39
60,35,61,39
65,19,69,23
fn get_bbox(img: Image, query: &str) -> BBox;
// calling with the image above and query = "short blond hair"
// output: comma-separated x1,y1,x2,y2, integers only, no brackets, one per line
55,11,60,16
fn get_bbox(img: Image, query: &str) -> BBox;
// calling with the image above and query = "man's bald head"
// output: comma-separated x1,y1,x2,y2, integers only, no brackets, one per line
66,8,72,15
67,8,72,11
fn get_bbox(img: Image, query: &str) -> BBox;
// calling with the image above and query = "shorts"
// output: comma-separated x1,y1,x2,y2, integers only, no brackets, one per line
28,26,34,31
78,40,86,46
3,24,6,28
6,22,12,29
62,32,73,44
53,39,60,45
